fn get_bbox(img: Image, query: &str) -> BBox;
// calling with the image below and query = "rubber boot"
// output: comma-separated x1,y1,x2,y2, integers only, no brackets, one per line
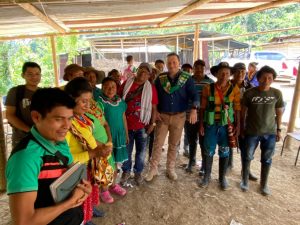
260,164,271,196
199,156,213,188
185,145,196,173
227,148,233,172
199,147,206,177
219,157,229,190
249,169,258,181
240,160,250,191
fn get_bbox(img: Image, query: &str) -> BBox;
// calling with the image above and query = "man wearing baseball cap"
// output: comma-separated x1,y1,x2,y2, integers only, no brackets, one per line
119,62,158,185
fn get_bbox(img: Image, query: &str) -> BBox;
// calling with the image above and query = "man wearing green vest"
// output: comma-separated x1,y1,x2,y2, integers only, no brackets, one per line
199,62,241,190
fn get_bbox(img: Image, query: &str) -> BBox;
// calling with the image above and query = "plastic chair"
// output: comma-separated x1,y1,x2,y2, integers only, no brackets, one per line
281,132,300,166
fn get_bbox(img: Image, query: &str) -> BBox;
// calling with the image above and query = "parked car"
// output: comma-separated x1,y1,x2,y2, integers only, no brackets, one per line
222,51,298,81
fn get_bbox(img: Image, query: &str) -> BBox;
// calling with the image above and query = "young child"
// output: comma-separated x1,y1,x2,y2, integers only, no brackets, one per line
98,77,129,185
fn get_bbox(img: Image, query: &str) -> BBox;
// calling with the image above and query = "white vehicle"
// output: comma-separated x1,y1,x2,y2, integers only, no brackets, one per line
222,51,298,81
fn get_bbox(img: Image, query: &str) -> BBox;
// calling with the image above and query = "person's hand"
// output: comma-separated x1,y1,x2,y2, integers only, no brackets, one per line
189,109,197,124
77,179,92,195
199,124,205,136
156,112,162,121
146,124,155,135
70,188,85,207
100,144,112,158
276,130,281,142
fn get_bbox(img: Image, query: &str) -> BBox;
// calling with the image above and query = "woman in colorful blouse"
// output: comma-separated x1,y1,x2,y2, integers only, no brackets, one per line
64,77,112,225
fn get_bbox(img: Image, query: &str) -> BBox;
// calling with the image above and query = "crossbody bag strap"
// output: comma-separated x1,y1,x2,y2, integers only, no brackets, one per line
125,84,144,103
31,135,69,167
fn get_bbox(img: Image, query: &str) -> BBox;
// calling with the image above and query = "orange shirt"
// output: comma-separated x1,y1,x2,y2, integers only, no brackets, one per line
201,82,241,120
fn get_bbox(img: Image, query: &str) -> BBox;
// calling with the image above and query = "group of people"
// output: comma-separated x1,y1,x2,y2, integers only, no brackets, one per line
5,53,283,225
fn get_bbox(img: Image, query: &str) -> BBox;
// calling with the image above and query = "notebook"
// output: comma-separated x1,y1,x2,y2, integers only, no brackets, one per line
50,162,87,203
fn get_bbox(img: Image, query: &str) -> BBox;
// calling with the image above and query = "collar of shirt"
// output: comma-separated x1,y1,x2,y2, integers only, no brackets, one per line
31,126,64,151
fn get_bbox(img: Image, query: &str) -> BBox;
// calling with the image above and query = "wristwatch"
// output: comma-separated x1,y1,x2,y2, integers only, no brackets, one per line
277,128,281,132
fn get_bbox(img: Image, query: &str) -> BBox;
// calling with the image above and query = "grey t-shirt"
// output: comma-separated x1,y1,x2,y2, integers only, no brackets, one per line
242,87,284,136
5,85,35,146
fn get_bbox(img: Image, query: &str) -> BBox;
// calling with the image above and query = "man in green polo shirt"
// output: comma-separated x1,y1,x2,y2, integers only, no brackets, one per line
6,88,91,225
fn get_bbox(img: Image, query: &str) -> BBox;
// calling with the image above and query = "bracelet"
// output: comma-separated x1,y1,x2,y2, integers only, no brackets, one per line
277,128,281,132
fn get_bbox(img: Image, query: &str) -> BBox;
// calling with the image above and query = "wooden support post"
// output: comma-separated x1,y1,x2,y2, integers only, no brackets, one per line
193,24,199,62
199,28,202,59
144,39,148,62
50,36,59,87
176,36,179,55
0,98,7,192
121,39,125,66
212,40,215,66
286,62,300,148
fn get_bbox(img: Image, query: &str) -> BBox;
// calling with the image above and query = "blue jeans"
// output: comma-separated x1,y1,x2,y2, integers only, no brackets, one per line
204,124,229,158
122,128,148,174
245,134,276,165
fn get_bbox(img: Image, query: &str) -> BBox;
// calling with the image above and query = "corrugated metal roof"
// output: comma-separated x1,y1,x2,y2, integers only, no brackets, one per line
0,0,294,39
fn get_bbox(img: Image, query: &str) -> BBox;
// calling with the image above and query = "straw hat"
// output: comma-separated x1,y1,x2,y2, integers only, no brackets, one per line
84,66,105,84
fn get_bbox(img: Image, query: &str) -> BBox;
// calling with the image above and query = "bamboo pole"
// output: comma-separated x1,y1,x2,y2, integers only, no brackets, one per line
158,0,212,27
193,24,199,62
50,36,59,87
0,98,7,192
286,62,300,148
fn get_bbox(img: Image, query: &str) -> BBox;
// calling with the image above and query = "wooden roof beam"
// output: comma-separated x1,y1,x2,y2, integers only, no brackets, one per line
18,3,66,34
158,0,212,27
211,0,297,22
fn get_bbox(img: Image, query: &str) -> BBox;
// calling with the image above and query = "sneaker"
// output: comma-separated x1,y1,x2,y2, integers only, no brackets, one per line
109,184,127,196
120,172,131,185
134,173,143,186
100,191,114,204
145,168,158,182
166,170,177,181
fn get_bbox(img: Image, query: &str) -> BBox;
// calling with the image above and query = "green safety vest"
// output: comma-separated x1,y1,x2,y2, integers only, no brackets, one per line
204,83,234,126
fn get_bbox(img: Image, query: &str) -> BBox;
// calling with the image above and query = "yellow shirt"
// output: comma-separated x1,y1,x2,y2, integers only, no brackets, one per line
65,118,97,164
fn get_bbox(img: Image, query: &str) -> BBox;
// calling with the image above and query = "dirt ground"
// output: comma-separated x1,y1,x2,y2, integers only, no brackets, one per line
1,82,299,225
91,130,300,225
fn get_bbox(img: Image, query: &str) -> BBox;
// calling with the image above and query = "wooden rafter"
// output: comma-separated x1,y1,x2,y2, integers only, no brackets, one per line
0,24,299,42
158,0,212,27
211,0,297,22
18,3,66,33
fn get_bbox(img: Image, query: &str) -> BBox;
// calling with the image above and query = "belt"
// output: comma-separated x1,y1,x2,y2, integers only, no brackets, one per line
162,112,183,115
